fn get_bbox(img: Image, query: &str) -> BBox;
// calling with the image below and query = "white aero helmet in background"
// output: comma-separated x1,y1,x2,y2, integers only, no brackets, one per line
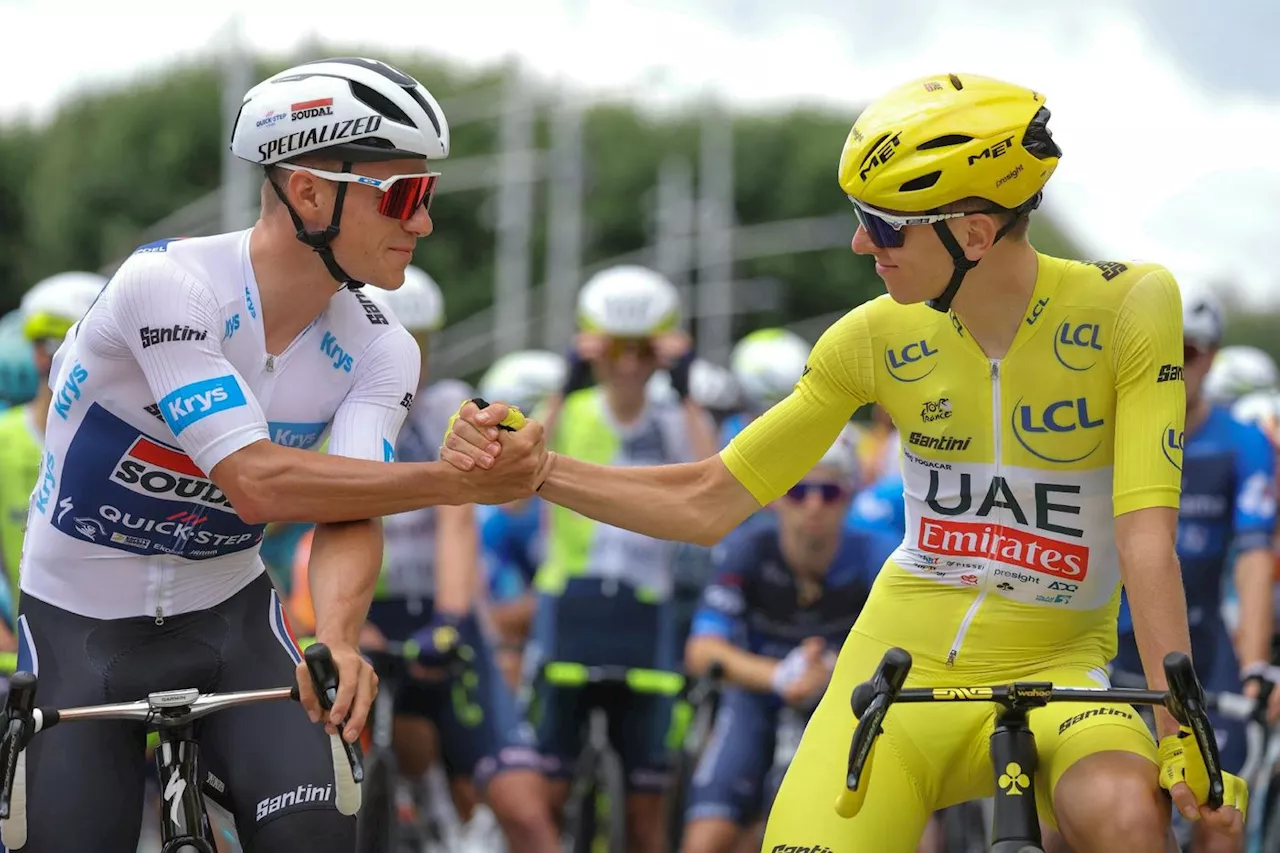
577,266,681,337
478,350,567,414
1204,345,1279,403
1181,287,1225,350
647,358,742,411
21,271,108,342
232,57,449,166
1232,390,1280,443
731,328,811,408
813,423,861,485
361,266,445,332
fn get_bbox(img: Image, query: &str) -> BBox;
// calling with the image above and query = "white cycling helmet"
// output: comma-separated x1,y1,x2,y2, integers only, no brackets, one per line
1232,390,1280,442
232,57,449,166
690,359,743,411
1205,345,1279,403
361,265,445,332
577,266,681,337
813,424,861,485
478,350,567,414
731,328,812,408
1182,288,1225,350
21,271,108,342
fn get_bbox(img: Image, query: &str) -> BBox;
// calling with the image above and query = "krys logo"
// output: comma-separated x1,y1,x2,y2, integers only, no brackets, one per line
1011,397,1105,463
159,375,246,436
884,339,938,382
320,331,354,372
54,361,89,420
1163,424,1184,472
1053,321,1104,372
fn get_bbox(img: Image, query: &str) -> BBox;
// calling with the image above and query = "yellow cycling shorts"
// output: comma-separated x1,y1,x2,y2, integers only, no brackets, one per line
762,630,1157,853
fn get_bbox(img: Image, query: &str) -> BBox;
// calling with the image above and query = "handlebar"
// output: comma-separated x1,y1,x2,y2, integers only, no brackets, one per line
834,649,1227,819
0,642,364,843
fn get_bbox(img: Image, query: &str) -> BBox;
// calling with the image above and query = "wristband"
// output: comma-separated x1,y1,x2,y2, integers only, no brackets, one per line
668,351,696,401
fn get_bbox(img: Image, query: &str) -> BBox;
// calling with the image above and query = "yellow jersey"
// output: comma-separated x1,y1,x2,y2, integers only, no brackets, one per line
722,254,1185,675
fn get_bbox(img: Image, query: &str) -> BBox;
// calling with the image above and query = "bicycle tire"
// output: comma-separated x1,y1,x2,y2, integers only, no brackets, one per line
354,747,400,853
663,749,694,853
598,746,627,853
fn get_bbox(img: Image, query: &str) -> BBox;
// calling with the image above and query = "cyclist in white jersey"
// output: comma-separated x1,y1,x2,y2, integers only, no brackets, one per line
11,57,542,853
361,271,558,852
530,265,718,853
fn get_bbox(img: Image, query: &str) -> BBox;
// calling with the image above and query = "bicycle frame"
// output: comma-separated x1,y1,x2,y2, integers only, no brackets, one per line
836,649,1227,853
0,644,362,852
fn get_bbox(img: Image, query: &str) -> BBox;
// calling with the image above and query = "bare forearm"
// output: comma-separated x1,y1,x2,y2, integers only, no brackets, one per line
434,504,478,615
216,441,470,524
686,636,777,693
538,454,756,546
1118,511,1190,735
310,519,383,647
1234,549,1274,669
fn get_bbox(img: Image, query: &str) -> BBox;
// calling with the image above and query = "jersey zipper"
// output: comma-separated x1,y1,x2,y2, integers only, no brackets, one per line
946,359,1002,666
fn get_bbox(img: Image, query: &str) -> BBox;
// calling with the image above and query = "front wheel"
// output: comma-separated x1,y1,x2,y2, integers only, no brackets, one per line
354,747,400,853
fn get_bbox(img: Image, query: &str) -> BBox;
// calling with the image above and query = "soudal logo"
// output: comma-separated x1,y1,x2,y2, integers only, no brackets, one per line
918,516,1089,580
908,431,971,452
258,115,382,162
1053,321,1104,372
110,436,235,512
256,783,332,821
884,339,938,382
139,325,208,349
321,331,353,372
290,98,334,120
54,361,89,420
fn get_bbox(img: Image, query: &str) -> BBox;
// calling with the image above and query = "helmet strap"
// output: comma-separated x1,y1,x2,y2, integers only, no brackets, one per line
925,208,1029,314
266,162,367,292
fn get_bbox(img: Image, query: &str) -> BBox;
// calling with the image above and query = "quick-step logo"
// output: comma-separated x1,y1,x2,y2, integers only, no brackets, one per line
159,375,246,435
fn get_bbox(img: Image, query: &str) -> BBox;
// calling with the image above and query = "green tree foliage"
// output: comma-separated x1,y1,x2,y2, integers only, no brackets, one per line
0,49,1088,342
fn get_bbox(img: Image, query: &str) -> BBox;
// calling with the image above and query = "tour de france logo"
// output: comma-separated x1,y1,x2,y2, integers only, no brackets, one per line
921,397,952,423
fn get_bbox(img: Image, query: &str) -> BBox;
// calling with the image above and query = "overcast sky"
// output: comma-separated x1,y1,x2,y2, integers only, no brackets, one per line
3,0,1278,302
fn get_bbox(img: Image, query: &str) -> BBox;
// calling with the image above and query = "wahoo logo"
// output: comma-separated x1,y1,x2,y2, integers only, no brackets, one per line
884,339,938,382
255,783,332,821
139,324,208,349
160,375,246,435
110,436,234,512
320,331,353,372
54,362,89,420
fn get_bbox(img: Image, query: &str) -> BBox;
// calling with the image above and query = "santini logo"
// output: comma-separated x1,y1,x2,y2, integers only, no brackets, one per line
908,432,971,452
139,325,208,349
256,783,332,821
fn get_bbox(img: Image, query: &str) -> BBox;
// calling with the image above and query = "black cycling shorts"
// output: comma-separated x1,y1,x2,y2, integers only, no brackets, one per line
10,574,353,852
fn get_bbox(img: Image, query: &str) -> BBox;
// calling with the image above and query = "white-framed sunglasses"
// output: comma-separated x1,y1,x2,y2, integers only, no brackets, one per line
848,196,968,248
275,163,440,221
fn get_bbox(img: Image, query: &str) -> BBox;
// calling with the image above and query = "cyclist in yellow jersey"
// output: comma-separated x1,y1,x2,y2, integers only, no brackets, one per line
444,73,1247,851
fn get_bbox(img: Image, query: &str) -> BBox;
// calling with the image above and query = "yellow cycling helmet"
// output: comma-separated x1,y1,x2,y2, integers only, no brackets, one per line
839,73,1062,312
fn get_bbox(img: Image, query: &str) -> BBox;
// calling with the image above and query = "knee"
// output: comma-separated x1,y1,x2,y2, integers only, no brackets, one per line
626,794,666,847
1055,763,1168,843
487,770,555,833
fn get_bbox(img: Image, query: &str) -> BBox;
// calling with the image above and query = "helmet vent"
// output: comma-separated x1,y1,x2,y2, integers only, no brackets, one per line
899,172,941,192
350,81,413,126
949,74,964,91
1022,106,1062,160
916,134,973,151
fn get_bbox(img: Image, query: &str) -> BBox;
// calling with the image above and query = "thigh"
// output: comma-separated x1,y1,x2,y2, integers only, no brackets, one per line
686,688,776,827
13,596,148,853
432,614,542,787
1028,663,1158,830
196,578,355,853
762,630,986,853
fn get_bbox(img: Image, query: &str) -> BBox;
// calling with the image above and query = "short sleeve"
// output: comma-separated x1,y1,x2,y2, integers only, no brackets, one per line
326,328,420,462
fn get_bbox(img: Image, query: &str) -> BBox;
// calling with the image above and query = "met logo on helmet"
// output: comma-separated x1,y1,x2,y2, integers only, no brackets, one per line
257,115,383,163
967,136,1015,166
159,375,246,435
858,132,902,181
884,339,938,382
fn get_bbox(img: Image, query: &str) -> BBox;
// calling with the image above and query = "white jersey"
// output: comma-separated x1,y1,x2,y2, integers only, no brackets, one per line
378,379,474,601
21,232,420,621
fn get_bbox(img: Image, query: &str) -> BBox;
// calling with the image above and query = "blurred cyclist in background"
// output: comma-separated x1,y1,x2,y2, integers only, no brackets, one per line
722,328,810,446
1113,288,1276,853
475,349,566,688
532,265,718,853
0,310,37,411
1204,345,1279,405
356,267,559,853
0,271,105,638
679,426,891,853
